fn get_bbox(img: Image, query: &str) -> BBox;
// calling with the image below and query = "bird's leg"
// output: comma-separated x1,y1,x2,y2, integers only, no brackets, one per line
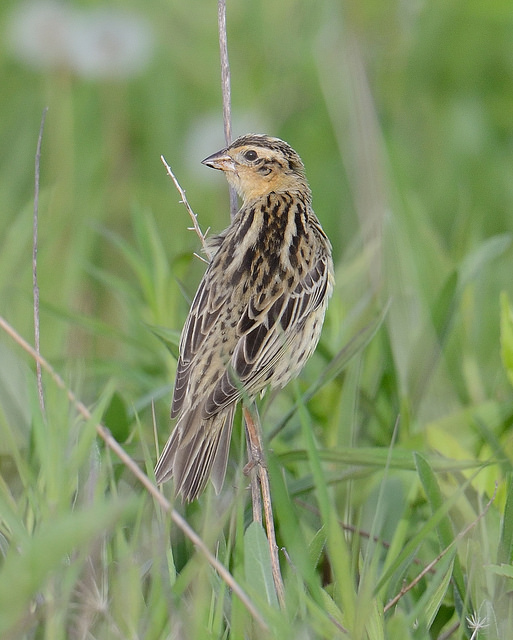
243,409,266,471
242,404,285,607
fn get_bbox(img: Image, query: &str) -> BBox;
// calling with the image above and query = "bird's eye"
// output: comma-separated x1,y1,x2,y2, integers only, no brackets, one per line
244,150,258,161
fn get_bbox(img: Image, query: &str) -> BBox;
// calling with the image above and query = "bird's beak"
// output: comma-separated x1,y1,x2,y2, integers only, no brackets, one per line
201,150,236,172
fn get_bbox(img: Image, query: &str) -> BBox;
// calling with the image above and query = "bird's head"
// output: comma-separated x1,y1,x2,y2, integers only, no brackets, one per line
202,134,309,204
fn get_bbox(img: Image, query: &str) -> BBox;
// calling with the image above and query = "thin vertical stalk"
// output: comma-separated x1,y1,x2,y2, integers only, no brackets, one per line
33,107,48,419
217,0,238,220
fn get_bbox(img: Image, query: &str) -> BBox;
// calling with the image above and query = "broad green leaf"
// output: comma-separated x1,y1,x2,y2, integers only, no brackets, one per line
244,521,278,608
415,453,454,548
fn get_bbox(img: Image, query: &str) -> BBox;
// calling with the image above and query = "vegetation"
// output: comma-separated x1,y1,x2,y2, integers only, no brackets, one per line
1,0,513,638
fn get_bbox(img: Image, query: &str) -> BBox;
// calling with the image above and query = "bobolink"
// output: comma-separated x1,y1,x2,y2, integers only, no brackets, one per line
155,134,334,501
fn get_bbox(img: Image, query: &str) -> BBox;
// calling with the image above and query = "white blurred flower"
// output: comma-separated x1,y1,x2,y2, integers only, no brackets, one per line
7,2,153,79
7,1,75,71
68,9,153,79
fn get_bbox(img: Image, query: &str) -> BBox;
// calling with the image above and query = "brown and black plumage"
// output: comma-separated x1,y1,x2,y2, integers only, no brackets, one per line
155,134,334,501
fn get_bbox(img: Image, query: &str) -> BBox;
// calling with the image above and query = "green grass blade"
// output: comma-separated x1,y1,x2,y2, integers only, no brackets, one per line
415,453,471,633
406,551,455,631
280,446,489,473
0,499,136,636
375,467,472,594
498,473,513,565
500,291,513,389
295,382,357,631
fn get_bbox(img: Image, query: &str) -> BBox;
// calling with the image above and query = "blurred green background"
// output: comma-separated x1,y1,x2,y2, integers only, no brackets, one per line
1,0,512,399
1,0,512,382
1,0,513,637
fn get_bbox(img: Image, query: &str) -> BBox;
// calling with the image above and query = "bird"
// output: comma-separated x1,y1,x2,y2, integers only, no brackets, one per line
155,134,334,501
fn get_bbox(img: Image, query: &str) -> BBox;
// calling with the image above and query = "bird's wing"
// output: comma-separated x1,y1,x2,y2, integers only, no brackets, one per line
171,269,229,418
202,254,332,417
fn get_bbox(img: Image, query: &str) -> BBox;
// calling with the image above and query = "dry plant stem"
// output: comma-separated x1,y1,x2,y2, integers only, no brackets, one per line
33,107,48,418
0,315,268,632
384,482,498,614
437,621,460,640
244,416,262,525
243,405,286,608
161,156,212,262
217,0,238,220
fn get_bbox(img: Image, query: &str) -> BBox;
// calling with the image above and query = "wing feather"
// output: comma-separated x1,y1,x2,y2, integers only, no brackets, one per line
203,254,331,416
171,273,229,417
